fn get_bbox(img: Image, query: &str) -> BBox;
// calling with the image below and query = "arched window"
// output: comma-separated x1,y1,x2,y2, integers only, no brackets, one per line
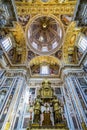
40,65,49,75
1,36,12,52
77,33,87,52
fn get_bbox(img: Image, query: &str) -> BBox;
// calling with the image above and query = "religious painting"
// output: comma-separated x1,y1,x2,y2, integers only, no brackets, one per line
55,50,62,60
28,50,35,61
18,15,30,26
30,64,40,75
50,64,59,75
60,15,72,26
3,78,14,87
31,64,59,76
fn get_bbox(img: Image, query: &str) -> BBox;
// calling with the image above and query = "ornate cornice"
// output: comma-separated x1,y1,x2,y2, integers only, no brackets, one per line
15,2,76,15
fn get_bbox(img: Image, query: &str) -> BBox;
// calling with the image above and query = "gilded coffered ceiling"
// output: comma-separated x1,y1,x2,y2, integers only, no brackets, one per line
1,0,85,77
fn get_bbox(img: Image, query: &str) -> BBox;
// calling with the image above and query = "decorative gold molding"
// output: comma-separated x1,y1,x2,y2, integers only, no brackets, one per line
9,23,27,64
16,2,76,15
29,56,61,66
63,22,81,64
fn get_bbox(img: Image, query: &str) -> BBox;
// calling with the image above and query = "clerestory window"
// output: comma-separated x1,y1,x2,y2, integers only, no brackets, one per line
1,37,12,52
78,34,87,52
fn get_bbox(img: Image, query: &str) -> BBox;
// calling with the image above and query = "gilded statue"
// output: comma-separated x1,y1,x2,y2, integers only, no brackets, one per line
53,97,60,111
54,110,62,123
53,97,62,123
33,100,41,123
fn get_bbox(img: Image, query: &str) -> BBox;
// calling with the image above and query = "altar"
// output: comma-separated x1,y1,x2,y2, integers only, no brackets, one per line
31,80,68,129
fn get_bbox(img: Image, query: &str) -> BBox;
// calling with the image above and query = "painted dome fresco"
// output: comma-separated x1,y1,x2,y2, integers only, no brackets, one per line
27,16,64,55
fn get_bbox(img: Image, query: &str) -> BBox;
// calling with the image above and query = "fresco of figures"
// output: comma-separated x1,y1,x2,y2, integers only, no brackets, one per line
55,49,62,60
28,50,35,61
30,64,59,75
60,15,72,26
18,15,30,26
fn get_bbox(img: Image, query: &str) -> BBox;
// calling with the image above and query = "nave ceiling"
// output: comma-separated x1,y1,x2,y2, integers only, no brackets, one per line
0,0,87,78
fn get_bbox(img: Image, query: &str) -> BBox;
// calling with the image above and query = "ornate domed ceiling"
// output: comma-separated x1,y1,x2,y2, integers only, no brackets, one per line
0,0,82,78
27,16,64,55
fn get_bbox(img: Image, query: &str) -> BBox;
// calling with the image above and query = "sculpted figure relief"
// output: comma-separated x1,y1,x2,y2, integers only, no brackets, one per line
33,100,41,123
53,97,62,123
